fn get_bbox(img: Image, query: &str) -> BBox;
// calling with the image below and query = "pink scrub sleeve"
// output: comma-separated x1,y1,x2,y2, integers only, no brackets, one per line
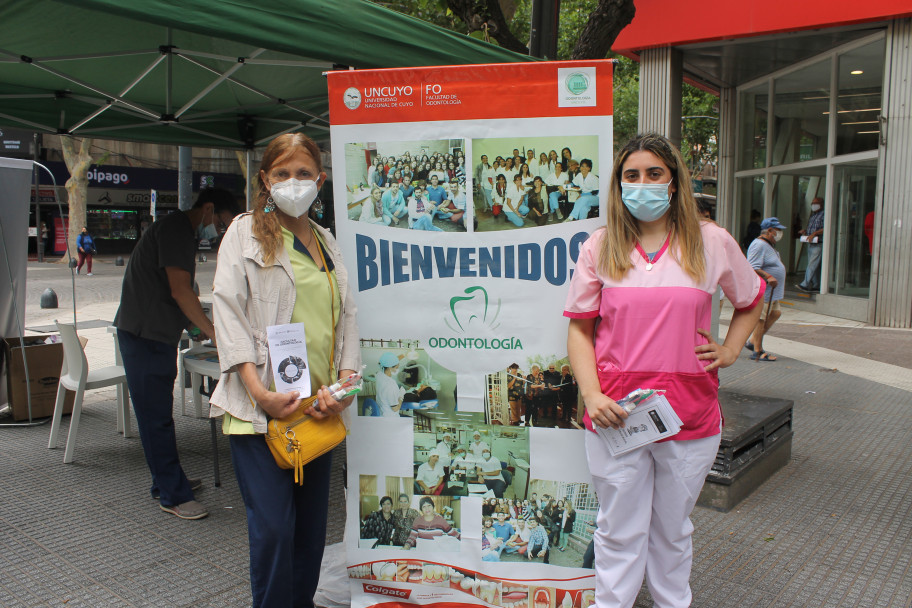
564,229,604,319
711,226,765,311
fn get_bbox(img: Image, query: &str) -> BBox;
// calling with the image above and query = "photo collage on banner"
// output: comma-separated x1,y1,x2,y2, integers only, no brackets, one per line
328,60,612,608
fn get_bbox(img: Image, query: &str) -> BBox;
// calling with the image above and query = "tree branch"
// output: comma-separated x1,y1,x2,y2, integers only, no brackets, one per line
444,0,528,54
570,0,636,60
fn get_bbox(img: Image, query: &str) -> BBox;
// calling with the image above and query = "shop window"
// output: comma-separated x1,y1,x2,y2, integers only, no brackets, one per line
737,84,768,170
772,61,830,165
836,39,885,155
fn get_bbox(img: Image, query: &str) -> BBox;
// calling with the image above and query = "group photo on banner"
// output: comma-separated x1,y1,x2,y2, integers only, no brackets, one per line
329,59,613,608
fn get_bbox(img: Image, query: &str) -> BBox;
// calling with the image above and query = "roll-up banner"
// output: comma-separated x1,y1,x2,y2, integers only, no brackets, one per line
328,60,612,608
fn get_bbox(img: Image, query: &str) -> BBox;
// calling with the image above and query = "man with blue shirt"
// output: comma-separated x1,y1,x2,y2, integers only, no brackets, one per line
381,182,407,225
746,217,787,361
425,176,453,220
400,174,415,201
797,197,825,292
492,512,514,544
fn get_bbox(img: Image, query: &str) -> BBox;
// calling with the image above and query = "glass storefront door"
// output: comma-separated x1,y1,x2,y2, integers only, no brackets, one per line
770,169,826,283
828,161,877,297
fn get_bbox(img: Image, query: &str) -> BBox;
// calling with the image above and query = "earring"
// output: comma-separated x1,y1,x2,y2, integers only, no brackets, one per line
264,196,276,213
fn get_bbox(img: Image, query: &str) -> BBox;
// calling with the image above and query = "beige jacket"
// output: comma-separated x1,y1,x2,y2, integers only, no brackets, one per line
209,213,360,433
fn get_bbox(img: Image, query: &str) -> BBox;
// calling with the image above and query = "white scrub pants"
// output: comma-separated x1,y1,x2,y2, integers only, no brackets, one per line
585,431,721,608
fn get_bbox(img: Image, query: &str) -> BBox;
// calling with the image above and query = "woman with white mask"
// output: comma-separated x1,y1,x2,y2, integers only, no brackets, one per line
564,133,764,608
210,133,361,608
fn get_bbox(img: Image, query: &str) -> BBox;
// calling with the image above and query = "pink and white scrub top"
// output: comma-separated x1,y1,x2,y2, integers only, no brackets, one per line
564,222,764,441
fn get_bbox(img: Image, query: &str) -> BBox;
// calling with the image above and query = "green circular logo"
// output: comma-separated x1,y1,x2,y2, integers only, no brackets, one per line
565,72,590,95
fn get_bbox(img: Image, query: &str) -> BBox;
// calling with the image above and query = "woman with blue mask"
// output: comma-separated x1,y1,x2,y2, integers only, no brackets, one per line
564,133,765,608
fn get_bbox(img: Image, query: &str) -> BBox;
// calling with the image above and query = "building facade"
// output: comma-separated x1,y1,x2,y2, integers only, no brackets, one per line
614,1,912,327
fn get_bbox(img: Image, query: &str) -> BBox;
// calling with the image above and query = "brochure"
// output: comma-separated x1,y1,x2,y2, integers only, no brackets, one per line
594,392,683,456
266,323,311,397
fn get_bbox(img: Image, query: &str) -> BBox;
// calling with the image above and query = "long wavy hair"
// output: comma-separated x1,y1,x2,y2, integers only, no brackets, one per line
252,133,324,265
599,133,705,282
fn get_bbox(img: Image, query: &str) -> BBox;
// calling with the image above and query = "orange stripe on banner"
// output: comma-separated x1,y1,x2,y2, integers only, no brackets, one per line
327,61,612,125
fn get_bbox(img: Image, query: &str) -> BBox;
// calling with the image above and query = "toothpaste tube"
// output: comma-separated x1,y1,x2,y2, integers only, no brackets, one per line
328,366,365,401
617,388,665,413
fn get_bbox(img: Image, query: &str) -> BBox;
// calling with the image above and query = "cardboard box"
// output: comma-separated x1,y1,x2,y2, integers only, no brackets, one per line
3,335,74,421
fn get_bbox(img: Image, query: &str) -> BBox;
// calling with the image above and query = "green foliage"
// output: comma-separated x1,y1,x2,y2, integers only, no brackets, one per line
372,0,467,32
368,0,719,164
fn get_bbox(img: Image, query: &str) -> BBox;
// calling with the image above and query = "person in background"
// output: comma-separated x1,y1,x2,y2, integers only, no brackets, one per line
546,163,570,220
391,494,420,547
400,173,415,202
507,363,524,425
504,174,529,228
746,217,787,361
559,364,578,424
381,182,407,226
469,430,490,458
796,197,825,293
407,185,445,233
360,496,396,546
741,209,762,250
76,226,97,275
359,186,386,225
559,498,576,551
404,496,460,549
565,159,599,221
525,176,549,227
365,352,405,416
482,516,505,561
209,134,359,608
476,449,506,497
415,452,445,495
478,155,495,212
560,147,573,172
116,187,238,521
526,518,551,563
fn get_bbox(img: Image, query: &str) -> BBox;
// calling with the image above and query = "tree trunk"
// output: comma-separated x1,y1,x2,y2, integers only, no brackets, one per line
60,137,93,261
570,0,636,60
444,0,528,54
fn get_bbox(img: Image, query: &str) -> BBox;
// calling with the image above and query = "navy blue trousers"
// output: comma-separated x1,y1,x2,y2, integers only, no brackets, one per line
230,434,332,608
118,330,194,506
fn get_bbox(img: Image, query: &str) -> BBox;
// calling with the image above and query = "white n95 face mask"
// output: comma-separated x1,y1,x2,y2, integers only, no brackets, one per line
270,178,319,218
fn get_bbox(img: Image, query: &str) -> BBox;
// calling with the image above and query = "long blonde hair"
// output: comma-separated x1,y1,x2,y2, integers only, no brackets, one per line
252,133,324,265
599,133,705,282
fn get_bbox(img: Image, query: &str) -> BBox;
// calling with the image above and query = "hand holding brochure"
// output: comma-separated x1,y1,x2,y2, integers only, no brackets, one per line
267,323,311,396
594,389,683,456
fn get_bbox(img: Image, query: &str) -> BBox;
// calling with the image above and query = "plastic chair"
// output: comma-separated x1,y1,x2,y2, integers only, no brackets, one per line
48,322,132,463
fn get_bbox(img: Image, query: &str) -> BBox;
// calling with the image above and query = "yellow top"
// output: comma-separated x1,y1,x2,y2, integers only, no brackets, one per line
223,226,340,434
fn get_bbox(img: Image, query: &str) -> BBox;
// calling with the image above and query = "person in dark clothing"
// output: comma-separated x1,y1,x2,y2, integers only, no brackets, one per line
559,365,578,424
542,363,562,421
114,187,238,520
741,209,762,250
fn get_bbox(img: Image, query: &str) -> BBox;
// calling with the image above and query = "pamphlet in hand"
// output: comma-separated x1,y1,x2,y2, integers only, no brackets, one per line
267,323,311,397
594,389,683,456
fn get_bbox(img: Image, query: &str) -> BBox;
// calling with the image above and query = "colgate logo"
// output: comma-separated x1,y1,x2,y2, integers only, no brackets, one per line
87,168,130,185
363,584,411,599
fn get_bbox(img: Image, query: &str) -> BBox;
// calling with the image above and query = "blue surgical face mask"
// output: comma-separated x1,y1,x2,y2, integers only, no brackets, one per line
621,181,673,222
198,222,218,241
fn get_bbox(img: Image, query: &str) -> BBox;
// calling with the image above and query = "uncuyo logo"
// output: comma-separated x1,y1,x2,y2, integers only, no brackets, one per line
343,87,362,110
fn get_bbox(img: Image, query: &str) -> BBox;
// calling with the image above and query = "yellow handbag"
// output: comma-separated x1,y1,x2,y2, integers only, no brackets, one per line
263,395,346,484
260,230,346,484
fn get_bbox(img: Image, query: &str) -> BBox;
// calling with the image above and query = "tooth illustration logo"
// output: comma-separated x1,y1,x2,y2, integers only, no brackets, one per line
429,286,523,351
446,286,500,333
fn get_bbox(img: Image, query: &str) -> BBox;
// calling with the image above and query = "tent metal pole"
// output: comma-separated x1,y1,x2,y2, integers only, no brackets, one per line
246,150,253,212
178,147,192,211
